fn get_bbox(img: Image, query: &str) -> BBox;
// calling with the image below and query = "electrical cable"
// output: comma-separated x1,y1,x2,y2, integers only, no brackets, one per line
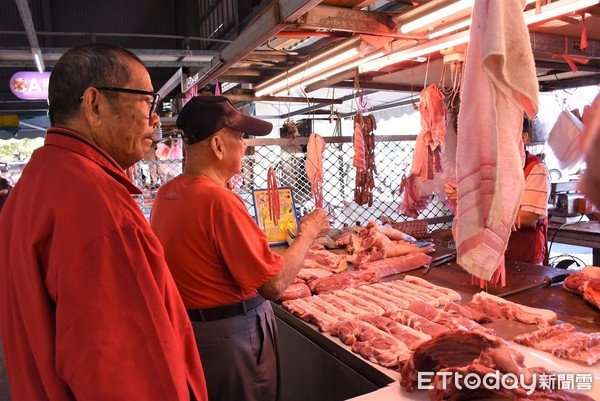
547,214,586,260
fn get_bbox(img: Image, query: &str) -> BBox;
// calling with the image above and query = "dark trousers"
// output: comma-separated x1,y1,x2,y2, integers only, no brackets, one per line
191,301,281,401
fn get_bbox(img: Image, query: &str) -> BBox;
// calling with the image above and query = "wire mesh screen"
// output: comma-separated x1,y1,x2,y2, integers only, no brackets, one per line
132,135,454,232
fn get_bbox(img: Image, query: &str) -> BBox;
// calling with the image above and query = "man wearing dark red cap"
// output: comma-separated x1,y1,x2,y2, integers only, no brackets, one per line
150,96,330,401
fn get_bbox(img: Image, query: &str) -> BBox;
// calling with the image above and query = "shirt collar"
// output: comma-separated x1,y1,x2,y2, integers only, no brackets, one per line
44,127,142,195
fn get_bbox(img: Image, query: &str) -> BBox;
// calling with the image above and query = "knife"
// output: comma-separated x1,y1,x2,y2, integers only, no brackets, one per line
497,273,571,298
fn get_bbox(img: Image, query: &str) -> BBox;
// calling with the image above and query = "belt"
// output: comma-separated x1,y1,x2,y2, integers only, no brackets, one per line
187,295,265,322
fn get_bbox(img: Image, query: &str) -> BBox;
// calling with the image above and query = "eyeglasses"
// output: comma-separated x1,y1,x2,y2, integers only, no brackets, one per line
94,86,160,119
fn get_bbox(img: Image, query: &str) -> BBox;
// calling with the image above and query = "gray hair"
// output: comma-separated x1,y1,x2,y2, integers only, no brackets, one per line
48,43,145,125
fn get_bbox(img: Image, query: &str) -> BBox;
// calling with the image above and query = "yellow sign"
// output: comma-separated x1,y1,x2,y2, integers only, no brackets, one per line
252,187,298,245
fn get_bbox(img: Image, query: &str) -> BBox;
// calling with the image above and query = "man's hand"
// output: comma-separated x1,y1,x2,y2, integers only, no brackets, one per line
298,208,330,238
445,182,458,202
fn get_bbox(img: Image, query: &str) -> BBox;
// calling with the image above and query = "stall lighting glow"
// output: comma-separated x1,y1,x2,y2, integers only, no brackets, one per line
523,0,599,24
273,50,386,95
363,0,598,73
255,47,361,97
359,31,469,73
32,49,44,73
428,17,471,39
400,0,473,34
428,0,537,39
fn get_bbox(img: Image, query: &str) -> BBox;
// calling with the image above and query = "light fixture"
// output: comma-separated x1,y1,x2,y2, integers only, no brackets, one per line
428,17,471,39
254,38,363,97
428,0,537,39
272,50,386,96
359,31,470,73
400,0,473,34
523,0,599,24
32,48,45,73
362,0,598,73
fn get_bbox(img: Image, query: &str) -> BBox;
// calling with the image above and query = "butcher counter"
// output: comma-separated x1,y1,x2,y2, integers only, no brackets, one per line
272,258,600,401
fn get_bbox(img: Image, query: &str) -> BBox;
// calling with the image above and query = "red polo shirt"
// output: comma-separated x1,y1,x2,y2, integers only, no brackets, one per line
151,175,284,309
0,128,207,401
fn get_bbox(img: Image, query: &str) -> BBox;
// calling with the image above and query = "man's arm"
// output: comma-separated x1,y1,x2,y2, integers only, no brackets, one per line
259,208,330,300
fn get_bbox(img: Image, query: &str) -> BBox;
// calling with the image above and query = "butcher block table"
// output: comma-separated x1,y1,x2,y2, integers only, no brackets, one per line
273,253,600,401
548,220,600,265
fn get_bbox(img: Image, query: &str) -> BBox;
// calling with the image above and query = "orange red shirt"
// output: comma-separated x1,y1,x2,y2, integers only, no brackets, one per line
0,128,207,401
151,175,284,309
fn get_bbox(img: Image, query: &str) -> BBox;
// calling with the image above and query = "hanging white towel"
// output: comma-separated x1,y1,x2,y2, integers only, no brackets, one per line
454,0,539,281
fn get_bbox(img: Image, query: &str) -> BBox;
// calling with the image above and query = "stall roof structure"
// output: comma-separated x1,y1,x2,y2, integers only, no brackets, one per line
1,0,599,137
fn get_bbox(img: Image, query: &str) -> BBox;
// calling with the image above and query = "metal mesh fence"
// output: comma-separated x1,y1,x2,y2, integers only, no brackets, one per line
132,135,454,232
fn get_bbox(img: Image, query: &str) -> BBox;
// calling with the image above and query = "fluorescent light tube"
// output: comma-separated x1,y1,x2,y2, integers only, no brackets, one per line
524,0,599,24
364,0,598,73
255,46,361,97
359,31,469,73
32,49,45,73
400,0,473,34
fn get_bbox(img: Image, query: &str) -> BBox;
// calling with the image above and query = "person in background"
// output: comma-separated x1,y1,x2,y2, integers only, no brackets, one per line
0,173,11,212
581,94,600,211
151,96,330,401
0,44,207,401
445,122,550,264
504,127,550,265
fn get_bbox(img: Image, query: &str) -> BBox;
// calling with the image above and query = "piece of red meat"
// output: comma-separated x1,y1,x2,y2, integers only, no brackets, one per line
582,277,600,309
279,283,311,301
399,329,506,392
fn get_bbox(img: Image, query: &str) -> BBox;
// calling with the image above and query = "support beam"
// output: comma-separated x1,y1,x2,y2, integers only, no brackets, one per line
330,80,425,93
158,67,183,99
14,0,45,72
298,5,400,37
280,90,378,119
535,59,600,73
199,90,343,105
539,73,600,91
304,69,357,93
185,0,321,92
530,32,600,58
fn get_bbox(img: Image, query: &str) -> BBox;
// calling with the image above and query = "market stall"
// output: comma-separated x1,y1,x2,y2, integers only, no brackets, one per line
273,259,599,400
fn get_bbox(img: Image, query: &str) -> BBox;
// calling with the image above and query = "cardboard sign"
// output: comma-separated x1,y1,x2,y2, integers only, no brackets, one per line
252,187,298,245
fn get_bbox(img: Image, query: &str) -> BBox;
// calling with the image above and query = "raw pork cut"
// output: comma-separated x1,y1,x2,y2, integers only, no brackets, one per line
383,309,449,338
330,319,411,367
303,246,347,273
562,267,600,310
408,300,494,335
357,252,432,277
358,314,431,350
443,301,492,323
282,297,340,332
583,278,600,309
402,275,462,301
467,291,557,326
431,347,595,401
399,329,506,391
513,323,600,366
308,270,380,294
279,283,311,301
563,271,591,295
